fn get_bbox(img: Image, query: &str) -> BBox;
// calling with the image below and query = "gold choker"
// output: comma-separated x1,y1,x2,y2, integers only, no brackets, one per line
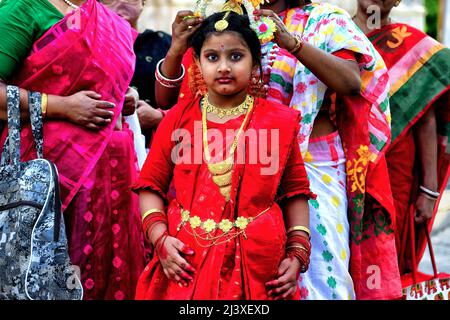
204,96,250,119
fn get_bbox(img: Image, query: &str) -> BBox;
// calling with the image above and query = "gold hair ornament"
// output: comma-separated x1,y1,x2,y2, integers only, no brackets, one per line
194,0,276,43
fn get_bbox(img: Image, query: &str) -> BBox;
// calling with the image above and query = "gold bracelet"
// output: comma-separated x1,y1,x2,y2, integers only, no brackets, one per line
41,93,48,118
287,225,311,238
142,208,165,221
288,34,304,55
286,245,309,252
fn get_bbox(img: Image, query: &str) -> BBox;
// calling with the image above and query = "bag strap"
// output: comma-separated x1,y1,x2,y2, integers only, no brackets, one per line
28,91,44,159
1,87,45,166
1,86,21,168
424,225,439,278
409,206,439,284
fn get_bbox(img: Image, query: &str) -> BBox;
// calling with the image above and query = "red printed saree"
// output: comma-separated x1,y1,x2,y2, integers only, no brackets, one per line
368,23,450,277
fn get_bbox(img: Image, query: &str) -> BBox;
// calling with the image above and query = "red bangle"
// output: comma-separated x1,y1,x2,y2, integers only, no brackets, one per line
154,230,169,251
286,233,311,272
155,59,185,88
287,249,310,272
287,234,311,251
142,212,168,243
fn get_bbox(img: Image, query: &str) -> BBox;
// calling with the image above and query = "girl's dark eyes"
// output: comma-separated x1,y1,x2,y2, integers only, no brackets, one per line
207,54,218,61
205,52,243,62
230,53,242,61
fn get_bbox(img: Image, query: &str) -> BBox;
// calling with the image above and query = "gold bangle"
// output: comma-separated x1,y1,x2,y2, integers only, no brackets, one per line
288,34,304,55
41,93,48,118
142,208,165,221
287,225,311,237
286,245,309,252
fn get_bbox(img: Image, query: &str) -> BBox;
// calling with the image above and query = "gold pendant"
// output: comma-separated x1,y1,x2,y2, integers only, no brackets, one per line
208,157,233,201
207,157,233,175
219,185,232,202
212,170,232,187
215,19,229,32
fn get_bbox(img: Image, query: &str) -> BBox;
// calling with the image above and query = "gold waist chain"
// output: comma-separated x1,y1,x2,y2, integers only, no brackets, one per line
176,206,271,248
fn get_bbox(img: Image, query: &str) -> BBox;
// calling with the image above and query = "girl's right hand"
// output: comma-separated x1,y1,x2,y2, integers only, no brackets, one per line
156,235,196,287
169,10,203,56
61,91,116,130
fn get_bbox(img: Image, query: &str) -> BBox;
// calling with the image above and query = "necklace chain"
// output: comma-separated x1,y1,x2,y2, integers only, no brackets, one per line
202,94,254,163
201,94,254,201
62,0,79,9
204,95,250,119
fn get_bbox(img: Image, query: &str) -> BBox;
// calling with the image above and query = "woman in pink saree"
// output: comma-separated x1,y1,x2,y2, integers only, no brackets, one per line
0,0,145,299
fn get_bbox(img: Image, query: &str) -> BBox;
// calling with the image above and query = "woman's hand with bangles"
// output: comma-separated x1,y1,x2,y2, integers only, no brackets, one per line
414,193,436,224
169,11,203,57
253,9,298,53
156,235,197,287
265,256,301,300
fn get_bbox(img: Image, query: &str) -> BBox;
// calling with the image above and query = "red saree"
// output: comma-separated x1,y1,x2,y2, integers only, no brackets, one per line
0,0,146,299
134,97,315,299
368,24,450,277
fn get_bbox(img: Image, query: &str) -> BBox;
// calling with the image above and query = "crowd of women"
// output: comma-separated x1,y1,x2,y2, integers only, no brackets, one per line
0,0,448,300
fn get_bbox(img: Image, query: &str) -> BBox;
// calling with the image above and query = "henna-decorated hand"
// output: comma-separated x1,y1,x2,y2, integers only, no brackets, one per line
156,235,197,287
265,256,301,300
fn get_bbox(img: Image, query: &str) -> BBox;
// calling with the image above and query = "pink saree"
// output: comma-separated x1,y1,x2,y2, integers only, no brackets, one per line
0,0,145,299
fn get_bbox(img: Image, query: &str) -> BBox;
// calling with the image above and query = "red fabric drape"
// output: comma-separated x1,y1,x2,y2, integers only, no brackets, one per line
134,97,314,299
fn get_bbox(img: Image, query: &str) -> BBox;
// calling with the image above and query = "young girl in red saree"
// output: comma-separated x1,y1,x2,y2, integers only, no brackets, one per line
133,11,315,300
155,0,401,300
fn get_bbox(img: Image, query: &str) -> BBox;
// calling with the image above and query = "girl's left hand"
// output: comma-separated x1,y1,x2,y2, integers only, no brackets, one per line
253,9,298,52
265,256,300,300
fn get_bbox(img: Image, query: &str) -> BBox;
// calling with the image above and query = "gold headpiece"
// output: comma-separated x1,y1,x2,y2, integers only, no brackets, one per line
215,11,231,32
193,0,275,43
214,0,245,32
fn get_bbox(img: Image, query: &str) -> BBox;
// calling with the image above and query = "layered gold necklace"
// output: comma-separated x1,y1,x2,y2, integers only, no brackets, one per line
202,94,254,201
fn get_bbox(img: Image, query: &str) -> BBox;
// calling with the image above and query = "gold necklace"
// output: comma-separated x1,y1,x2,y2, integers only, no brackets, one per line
202,94,254,201
204,95,250,119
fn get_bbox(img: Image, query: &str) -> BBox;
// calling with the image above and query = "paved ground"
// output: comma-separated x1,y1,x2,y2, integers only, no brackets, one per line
419,183,450,275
